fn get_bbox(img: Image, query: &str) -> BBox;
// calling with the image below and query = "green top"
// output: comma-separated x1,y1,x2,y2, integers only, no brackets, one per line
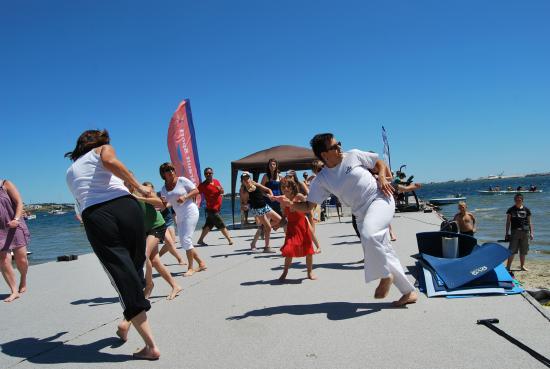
139,201,165,232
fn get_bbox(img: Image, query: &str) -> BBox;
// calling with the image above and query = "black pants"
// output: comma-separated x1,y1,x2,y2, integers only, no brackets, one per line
82,196,150,321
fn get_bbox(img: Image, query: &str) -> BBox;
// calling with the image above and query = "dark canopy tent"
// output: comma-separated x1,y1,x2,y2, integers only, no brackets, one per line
230,145,317,225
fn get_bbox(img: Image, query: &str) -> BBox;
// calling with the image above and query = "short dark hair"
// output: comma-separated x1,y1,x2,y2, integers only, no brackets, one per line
514,193,524,201
159,162,175,180
65,129,110,161
310,133,334,162
204,167,213,175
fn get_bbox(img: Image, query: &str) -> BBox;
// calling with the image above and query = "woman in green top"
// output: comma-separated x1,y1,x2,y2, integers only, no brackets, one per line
125,181,182,301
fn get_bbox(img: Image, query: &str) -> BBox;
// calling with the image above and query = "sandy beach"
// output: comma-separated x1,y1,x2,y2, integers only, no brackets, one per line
510,258,550,292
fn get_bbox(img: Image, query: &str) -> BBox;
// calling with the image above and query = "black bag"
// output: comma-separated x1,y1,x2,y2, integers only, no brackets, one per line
440,220,459,233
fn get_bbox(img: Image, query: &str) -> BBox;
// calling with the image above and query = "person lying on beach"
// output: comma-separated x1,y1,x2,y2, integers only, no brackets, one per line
275,179,320,282
279,133,417,307
240,172,281,252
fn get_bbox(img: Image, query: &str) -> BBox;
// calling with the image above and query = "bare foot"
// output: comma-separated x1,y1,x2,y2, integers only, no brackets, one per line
197,264,207,272
263,247,274,253
308,273,318,280
143,282,154,299
167,285,183,300
177,258,187,266
393,291,418,307
390,234,398,242
278,271,288,282
3,292,20,303
116,320,130,342
250,242,257,250
133,345,160,361
520,266,529,271
183,269,195,277
374,275,393,299
228,240,234,245
18,284,27,294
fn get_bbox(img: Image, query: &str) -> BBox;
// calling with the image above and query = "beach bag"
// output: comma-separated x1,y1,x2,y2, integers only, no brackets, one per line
440,220,459,233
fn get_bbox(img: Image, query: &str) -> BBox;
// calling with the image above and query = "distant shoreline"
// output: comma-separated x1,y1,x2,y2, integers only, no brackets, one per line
427,172,550,185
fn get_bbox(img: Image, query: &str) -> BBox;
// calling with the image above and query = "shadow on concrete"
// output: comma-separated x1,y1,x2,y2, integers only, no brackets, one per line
271,262,363,271
331,240,361,246
405,265,419,282
211,250,257,258
329,234,359,238
0,332,131,364
253,254,282,259
241,279,303,286
227,301,397,321
70,297,119,306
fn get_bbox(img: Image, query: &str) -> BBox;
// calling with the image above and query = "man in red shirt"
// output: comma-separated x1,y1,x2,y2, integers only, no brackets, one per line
197,167,233,246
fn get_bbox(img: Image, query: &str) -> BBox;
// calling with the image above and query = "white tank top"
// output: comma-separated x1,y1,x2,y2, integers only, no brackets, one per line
66,148,130,213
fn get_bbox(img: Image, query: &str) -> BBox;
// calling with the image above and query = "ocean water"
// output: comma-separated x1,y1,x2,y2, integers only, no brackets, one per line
416,175,550,259
23,175,550,264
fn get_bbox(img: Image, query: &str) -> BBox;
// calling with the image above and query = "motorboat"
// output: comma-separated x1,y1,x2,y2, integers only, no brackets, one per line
429,196,466,205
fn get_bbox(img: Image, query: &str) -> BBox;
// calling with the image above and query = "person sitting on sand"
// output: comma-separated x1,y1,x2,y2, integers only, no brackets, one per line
240,172,281,252
280,133,417,307
452,201,476,236
276,179,320,282
159,162,207,277
0,179,30,303
505,193,534,272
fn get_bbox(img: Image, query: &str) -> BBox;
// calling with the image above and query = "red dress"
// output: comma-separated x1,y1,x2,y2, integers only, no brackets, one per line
281,207,314,257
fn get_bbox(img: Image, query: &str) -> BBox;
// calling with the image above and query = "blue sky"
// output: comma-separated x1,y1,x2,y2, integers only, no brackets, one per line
2,0,549,203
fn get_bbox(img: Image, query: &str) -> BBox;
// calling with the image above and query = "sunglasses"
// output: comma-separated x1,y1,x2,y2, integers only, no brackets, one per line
325,141,342,152
163,168,175,173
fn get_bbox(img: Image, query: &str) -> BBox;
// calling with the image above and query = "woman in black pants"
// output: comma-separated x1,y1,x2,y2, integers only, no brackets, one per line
66,129,160,360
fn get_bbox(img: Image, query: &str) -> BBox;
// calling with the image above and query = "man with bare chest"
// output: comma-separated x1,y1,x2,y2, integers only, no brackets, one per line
453,201,476,236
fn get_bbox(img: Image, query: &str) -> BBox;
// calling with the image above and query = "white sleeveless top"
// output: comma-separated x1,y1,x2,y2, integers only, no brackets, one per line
66,149,130,213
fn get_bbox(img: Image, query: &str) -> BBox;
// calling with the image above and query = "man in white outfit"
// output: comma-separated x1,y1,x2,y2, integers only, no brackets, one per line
282,133,417,306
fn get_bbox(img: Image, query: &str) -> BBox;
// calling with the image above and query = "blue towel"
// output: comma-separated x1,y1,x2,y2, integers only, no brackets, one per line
421,243,511,289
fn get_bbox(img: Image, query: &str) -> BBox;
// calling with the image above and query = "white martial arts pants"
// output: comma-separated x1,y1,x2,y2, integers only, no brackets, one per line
357,195,415,294
177,209,199,251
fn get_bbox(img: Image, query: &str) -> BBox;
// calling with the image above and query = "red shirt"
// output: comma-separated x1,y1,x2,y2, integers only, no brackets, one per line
198,179,223,212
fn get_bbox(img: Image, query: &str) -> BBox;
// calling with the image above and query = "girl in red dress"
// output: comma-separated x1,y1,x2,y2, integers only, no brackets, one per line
277,179,319,281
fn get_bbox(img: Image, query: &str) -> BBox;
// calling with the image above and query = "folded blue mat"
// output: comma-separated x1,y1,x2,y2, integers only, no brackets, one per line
420,243,511,289
424,262,514,292
421,265,523,297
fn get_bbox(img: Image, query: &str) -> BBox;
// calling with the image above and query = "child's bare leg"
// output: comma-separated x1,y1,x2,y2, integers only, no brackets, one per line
260,215,272,251
251,219,262,249
279,257,292,281
159,230,185,264
306,254,317,280
151,249,182,300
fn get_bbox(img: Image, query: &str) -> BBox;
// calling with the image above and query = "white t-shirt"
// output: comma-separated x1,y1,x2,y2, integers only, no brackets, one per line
161,176,199,219
307,149,379,216
66,149,130,213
